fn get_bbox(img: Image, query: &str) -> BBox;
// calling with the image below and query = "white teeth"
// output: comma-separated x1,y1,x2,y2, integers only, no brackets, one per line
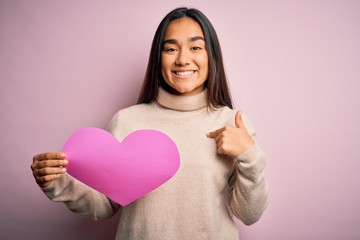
175,71,194,76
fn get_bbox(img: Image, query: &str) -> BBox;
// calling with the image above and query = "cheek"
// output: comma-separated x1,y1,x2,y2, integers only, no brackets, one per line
200,54,209,75
161,56,172,74
161,67,168,83
199,51,208,65
160,57,167,80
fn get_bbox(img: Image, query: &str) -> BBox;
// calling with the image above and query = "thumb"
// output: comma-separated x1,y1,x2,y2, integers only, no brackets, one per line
235,111,244,128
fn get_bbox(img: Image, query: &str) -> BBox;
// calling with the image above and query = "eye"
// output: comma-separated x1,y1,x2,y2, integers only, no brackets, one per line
163,47,177,52
192,46,202,51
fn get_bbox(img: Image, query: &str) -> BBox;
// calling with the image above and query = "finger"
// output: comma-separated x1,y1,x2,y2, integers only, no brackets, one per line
217,138,224,147
36,174,62,186
38,159,68,168
31,159,68,172
206,127,224,138
34,167,66,177
235,111,244,129
33,152,66,162
217,146,225,155
215,132,223,143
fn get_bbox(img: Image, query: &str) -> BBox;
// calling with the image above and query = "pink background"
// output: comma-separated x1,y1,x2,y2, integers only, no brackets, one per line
1,1,359,239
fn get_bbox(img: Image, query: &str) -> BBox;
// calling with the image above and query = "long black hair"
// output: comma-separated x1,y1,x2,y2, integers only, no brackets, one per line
137,7,233,109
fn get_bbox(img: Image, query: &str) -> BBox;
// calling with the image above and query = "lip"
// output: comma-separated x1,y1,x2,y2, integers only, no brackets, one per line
172,70,196,78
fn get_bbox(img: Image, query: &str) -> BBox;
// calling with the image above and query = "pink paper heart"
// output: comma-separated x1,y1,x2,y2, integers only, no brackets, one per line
62,128,180,206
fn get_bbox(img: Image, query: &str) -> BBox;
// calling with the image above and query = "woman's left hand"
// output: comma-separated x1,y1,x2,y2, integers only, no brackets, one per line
207,112,255,158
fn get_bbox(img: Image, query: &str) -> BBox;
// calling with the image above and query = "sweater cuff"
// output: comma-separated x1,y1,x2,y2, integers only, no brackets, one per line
41,173,73,200
235,143,266,177
236,143,262,162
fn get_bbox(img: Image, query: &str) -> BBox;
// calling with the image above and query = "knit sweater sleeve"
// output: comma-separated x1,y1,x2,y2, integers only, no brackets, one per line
228,114,269,225
42,173,120,220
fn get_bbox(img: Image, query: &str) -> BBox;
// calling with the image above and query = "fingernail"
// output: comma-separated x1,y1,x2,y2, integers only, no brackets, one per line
63,160,68,165
62,168,67,172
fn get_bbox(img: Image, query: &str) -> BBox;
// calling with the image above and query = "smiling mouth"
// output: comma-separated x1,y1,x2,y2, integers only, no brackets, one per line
173,70,195,76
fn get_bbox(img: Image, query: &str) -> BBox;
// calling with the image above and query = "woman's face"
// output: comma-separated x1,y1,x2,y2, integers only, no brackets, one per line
161,17,209,96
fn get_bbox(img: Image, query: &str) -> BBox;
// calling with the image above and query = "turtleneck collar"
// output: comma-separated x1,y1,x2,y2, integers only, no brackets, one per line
156,87,208,111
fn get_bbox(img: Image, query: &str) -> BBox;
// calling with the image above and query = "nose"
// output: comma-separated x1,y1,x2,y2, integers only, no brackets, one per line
175,49,190,66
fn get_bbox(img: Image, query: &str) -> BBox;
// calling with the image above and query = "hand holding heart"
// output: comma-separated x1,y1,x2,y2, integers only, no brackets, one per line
207,112,255,158
31,152,68,188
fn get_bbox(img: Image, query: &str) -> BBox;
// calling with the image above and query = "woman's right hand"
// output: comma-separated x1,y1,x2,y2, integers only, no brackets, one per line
31,152,68,188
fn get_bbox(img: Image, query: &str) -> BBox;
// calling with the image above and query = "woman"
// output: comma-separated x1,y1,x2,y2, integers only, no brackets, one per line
31,7,268,240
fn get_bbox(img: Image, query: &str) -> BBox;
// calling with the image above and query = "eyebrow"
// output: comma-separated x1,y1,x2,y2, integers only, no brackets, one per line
163,36,205,45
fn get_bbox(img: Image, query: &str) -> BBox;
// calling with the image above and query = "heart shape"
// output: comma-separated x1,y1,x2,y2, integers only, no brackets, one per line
62,128,180,206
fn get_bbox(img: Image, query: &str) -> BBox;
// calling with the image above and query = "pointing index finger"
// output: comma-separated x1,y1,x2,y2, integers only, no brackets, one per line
206,127,224,138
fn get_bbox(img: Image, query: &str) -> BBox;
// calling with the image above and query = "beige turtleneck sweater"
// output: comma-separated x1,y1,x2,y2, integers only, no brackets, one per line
42,88,269,240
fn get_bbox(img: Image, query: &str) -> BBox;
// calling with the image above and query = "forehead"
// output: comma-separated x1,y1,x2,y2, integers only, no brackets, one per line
164,17,204,39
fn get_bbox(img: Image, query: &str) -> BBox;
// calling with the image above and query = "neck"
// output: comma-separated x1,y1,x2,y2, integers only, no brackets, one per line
156,87,208,111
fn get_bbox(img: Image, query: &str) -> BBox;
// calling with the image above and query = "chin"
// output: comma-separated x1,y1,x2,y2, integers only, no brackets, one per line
176,87,202,96
162,81,203,96
174,85,194,92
